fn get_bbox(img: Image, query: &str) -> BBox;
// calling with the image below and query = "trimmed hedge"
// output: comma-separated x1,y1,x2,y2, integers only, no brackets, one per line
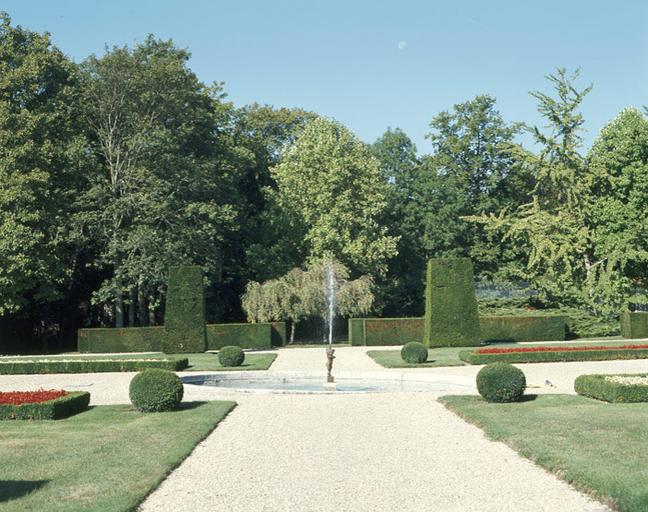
401,342,428,364
476,363,526,402
77,326,164,353
218,346,245,367
349,318,423,346
620,311,648,339
206,323,272,350
575,374,648,403
480,315,566,342
129,369,184,412
270,322,287,347
0,357,189,374
163,266,206,353
0,391,90,420
422,258,481,348
460,347,648,365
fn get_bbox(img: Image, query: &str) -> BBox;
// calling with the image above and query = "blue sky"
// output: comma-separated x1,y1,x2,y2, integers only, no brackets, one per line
4,0,647,152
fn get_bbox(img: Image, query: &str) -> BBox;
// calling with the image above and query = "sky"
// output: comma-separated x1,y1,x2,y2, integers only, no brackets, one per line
4,0,647,152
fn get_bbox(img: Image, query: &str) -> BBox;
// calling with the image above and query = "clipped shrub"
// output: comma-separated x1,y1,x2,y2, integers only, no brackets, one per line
163,266,207,353
206,323,272,350
423,258,481,348
349,318,423,346
476,363,526,403
479,315,565,342
0,391,90,420
129,369,184,412
77,326,164,353
575,373,648,403
401,342,428,364
0,357,188,375
218,346,245,367
620,311,648,339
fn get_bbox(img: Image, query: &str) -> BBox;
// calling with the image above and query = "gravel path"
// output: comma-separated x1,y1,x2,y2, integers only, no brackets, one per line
0,346,626,511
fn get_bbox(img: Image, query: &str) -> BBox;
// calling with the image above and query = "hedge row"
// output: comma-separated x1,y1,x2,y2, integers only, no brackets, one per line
206,323,273,350
460,347,648,365
78,326,164,353
575,374,648,402
0,391,90,420
349,318,423,346
349,315,565,346
0,357,188,374
620,311,648,339
480,315,565,343
423,258,481,347
163,266,207,353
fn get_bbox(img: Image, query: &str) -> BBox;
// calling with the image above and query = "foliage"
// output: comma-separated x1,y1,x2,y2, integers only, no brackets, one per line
475,363,526,402
575,374,648,403
242,260,374,343
620,311,648,339
269,118,398,277
348,317,423,346
129,368,184,412
0,14,89,315
400,342,428,364
0,391,89,420
423,258,481,347
217,345,245,367
480,315,565,342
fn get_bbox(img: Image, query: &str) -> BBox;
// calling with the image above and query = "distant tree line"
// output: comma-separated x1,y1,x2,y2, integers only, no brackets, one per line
0,14,646,350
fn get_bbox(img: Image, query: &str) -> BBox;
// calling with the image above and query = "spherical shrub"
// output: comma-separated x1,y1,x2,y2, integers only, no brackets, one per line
129,369,184,412
476,363,526,403
401,341,428,364
218,346,245,367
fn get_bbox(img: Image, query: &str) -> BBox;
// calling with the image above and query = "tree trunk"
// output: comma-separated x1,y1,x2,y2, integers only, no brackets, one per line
290,322,296,344
148,296,156,326
129,288,136,327
138,287,147,326
115,289,124,328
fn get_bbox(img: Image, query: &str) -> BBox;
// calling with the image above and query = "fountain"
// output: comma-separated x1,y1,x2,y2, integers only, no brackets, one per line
323,262,337,391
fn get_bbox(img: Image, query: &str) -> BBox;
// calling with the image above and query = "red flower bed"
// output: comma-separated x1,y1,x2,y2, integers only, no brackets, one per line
0,389,68,405
477,344,648,355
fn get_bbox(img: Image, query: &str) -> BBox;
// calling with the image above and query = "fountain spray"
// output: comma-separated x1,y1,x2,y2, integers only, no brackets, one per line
325,262,336,386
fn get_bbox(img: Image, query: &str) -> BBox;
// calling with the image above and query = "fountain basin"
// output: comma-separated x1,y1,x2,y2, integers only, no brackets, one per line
182,373,474,394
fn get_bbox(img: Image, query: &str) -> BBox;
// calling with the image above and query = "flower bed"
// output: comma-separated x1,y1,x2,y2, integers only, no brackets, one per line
0,357,189,375
0,390,90,420
575,373,648,403
460,344,648,364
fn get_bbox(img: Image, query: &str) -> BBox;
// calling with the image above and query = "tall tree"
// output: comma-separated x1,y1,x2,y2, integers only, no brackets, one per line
268,118,398,278
588,107,648,312
469,69,594,307
80,36,242,326
0,14,88,320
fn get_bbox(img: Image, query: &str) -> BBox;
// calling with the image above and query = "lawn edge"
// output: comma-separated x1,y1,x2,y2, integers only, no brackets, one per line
365,350,466,369
438,395,617,511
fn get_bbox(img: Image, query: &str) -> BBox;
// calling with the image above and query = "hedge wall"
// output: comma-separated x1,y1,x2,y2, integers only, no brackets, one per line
620,311,648,339
575,374,648,402
163,266,206,353
206,323,273,350
423,258,481,348
0,391,90,420
349,318,423,346
270,322,287,347
480,316,565,343
460,346,648,365
0,357,188,374
78,326,164,353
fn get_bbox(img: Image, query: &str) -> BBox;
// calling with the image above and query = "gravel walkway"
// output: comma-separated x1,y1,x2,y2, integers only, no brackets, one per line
0,346,624,511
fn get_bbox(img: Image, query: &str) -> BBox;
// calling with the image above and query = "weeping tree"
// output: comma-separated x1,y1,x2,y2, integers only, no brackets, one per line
242,260,374,343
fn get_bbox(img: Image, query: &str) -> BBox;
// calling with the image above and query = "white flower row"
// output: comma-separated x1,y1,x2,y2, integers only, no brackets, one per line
605,375,648,386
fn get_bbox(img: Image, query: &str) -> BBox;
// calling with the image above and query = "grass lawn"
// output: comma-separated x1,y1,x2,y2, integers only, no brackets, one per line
0,400,235,512
0,352,278,372
441,394,648,512
368,338,648,368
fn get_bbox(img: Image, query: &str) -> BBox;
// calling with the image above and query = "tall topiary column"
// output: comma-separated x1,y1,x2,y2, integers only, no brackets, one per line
422,257,481,347
163,266,206,353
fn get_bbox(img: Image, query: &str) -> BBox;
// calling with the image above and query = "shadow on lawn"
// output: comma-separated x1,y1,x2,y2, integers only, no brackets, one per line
0,480,48,502
176,401,208,411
